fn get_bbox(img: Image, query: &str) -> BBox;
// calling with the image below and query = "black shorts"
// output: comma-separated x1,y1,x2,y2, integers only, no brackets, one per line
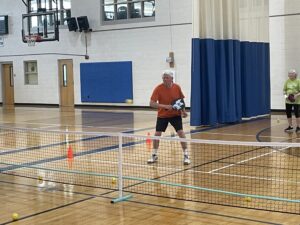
156,116,183,132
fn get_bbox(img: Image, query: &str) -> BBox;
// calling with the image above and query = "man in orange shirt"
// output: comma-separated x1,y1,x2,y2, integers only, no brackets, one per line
147,70,191,165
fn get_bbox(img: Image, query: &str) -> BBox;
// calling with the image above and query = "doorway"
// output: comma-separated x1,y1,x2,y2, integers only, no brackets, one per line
58,59,74,111
2,63,14,109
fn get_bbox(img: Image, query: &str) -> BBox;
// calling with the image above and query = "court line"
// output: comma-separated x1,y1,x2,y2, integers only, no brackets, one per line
126,199,283,225
106,187,300,216
0,115,292,207
0,118,282,187
0,121,188,156
0,133,108,156
207,123,300,178
0,172,114,191
2,140,299,214
3,121,135,131
0,117,297,218
115,145,300,206
3,155,299,203
4,167,300,210
0,120,293,184
76,158,300,184
124,147,270,189
122,121,190,133
0,115,268,158
0,179,282,225
0,120,227,167
198,131,299,140
255,126,300,142
208,146,290,173
1,113,268,136
189,117,269,134
203,170,300,184
0,140,139,172
4,138,294,207
0,196,94,225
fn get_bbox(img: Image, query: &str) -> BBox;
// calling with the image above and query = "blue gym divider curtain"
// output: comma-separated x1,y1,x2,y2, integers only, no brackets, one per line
191,0,270,126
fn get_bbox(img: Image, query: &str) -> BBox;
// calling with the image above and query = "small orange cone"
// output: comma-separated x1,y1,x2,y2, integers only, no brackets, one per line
67,146,74,159
67,146,74,168
146,132,152,150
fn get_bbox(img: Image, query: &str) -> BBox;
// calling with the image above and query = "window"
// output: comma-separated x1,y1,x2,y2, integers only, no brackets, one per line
102,0,155,23
24,61,38,85
28,0,71,26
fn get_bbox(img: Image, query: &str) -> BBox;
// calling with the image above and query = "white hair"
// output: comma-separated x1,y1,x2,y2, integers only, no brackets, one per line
288,69,297,75
162,70,174,78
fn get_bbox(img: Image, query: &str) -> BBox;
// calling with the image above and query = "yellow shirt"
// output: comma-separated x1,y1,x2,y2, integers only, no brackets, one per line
283,79,300,104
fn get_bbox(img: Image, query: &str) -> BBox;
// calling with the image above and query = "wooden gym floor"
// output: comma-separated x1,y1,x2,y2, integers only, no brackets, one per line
0,106,299,225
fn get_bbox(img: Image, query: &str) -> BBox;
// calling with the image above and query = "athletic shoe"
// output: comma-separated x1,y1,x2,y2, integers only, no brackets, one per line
296,127,300,133
183,154,191,165
284,126,293,132
147,154,158,163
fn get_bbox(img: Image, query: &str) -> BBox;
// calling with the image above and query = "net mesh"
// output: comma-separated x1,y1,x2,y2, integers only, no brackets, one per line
0,127,299,214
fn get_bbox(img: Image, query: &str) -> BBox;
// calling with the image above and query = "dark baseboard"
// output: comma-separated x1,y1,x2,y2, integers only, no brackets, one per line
75,104,155,111
14,103,59,108
271,109,285,114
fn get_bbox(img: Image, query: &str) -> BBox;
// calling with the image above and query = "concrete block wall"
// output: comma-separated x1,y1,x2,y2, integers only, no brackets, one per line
270,0,300,109
0,0,192,106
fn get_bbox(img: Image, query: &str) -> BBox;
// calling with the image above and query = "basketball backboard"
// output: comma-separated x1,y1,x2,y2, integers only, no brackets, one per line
21,0,72,44
22,11,59,44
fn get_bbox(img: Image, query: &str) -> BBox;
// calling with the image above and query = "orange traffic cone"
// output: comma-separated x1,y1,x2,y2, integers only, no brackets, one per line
67,146,74,168
67,146,74,159
146,132,151,144
146,132,152,150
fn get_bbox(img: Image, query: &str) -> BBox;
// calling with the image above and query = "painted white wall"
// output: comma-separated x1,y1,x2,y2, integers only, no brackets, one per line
0,0,192,106
270,0,300,109
2,0,293,111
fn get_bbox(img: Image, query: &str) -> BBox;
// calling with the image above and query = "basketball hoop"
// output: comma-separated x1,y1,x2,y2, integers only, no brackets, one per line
25,35,42,47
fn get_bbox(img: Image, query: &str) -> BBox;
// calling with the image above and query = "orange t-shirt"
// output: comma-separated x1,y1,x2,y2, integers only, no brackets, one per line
151,83,185,118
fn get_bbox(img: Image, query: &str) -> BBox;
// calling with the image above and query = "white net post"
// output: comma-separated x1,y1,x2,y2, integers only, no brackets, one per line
118,133,123,198
111,133,132,203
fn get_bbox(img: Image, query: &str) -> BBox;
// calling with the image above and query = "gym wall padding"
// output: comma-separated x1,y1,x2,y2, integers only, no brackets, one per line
80,61,133,103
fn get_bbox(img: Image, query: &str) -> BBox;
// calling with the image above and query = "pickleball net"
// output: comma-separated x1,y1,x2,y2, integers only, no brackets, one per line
0,126,299,213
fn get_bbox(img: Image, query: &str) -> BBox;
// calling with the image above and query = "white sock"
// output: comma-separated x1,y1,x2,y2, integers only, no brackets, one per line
183,149,188,156
152,149,158,155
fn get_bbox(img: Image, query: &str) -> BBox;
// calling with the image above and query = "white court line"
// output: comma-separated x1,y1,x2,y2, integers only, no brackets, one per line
0,122,61,129
200,170,300,184
8,122,134,130
2,120,298,139
38,125,61,129
197,131,298,140
75,152,299,184
208,146,290,173
198,132,256,137
77,157,184,171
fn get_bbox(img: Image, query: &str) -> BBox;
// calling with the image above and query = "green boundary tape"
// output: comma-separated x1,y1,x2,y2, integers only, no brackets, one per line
1,162,300,203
